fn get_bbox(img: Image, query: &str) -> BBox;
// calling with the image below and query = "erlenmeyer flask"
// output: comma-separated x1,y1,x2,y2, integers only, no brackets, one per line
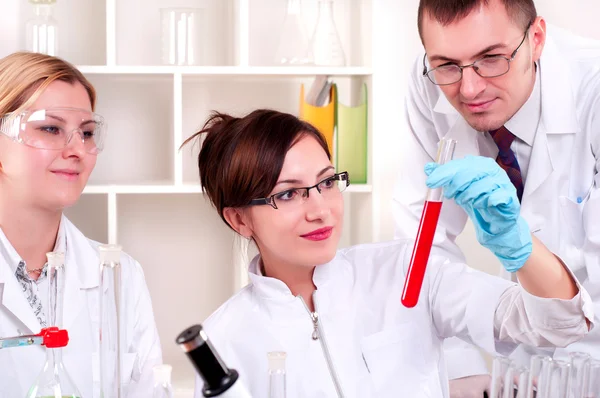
26,0,59,56
27,252,82,398
310,0,346,66
274,0,313,65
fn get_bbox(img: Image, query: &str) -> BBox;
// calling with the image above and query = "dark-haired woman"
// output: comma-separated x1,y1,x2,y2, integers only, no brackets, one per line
186,109,592,398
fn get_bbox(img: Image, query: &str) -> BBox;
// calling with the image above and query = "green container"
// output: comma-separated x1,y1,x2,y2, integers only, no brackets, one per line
336,83,368,184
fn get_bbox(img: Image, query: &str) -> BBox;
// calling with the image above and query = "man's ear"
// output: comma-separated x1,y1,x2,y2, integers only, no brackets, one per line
223,207,253,238
530,16,547,64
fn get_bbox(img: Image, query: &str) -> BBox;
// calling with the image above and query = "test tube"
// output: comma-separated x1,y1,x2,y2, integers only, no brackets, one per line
99,244,124,398
490,356,514,398
547,360,571,398
526,355,553,398
268,351,287,398
401,138,457,308
583,359,600,398
569,352,590,398
514,367,530,398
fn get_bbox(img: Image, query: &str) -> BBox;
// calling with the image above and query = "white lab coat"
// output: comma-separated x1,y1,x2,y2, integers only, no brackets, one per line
194,240,591,398
0,216,162,397
393,24,600,376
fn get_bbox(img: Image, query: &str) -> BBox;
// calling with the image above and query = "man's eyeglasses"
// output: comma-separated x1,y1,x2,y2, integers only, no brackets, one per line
0,107,107,154
422,25,531,86
249,172,350,210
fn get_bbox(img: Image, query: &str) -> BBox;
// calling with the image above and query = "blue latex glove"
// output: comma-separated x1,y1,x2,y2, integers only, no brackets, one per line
425,155,532,273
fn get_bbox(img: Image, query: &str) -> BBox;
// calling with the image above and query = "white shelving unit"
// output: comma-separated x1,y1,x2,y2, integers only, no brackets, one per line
2,0,380,395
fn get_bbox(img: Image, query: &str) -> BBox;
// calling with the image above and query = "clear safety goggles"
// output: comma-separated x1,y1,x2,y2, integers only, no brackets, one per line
0,107,107,154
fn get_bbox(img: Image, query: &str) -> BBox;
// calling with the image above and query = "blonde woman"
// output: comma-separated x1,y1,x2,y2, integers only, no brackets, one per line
0,52,162,396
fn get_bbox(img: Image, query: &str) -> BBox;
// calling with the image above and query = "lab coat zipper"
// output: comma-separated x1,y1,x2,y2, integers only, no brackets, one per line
299,294,345,398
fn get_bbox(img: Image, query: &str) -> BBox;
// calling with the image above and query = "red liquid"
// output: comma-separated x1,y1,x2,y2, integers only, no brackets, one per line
401,200,443,308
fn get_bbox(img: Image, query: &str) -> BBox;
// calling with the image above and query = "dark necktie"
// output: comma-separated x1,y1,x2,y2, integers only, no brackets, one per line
489,126,524,202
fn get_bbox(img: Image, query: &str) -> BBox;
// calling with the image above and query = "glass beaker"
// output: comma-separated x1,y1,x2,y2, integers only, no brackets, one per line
310,0,346,66
160,8,204,66
268,351,287,398
274,0,313,65
99,244,124,398
152,364,174,398
25,0,59,56
27,252,82,398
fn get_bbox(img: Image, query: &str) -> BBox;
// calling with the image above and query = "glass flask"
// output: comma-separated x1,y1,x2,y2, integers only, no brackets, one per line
152,364,174,398
310,0,346,66
274,0,313,65
26,0,59,56
268,351,287,398
27,252,82,398
99,244,125,397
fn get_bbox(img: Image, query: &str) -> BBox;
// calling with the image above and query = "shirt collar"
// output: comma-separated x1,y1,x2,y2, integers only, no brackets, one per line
504,63,541,146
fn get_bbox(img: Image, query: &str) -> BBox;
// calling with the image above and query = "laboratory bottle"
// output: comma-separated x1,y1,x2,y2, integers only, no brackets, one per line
26,0,59,56
99,244,125,397
310,0,346,66
176,324,252,398
27,252,82,398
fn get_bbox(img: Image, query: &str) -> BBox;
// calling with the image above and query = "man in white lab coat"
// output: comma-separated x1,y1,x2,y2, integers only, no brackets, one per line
393,0,600,396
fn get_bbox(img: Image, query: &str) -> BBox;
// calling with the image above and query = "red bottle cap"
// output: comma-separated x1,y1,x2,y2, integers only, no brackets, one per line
40,327,70,348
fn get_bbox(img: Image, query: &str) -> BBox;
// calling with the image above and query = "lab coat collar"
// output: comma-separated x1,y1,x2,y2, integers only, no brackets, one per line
433,27,580,136
537,27,580,135
247,254,335,300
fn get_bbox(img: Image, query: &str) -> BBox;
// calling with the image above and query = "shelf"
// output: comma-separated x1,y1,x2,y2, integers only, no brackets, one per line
83,184,372,194
77,65,373,76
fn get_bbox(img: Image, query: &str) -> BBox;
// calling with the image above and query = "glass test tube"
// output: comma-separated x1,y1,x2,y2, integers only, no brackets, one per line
513,366,530,398
526,355,553,398
268,351,287,398
490,357,514,398
547,360,571,398
569,352,590,398
583,359,600,398
401,138,457,308
99,244,124,398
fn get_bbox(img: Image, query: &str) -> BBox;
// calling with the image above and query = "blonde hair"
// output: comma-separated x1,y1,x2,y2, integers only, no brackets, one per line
0,52,96,116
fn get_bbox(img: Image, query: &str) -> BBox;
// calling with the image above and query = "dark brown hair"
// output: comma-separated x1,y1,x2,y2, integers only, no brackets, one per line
417,0,537,43
182,109,330,228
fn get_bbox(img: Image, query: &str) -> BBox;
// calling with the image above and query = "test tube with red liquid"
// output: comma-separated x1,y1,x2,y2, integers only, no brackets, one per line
401,138,457,308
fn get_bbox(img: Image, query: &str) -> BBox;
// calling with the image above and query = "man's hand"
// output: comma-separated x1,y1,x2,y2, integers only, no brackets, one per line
449,374,491,398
